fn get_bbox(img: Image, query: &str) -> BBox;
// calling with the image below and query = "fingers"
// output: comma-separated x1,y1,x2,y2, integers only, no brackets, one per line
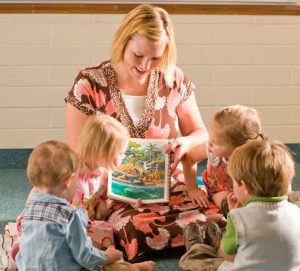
171,146,184,173
163,138,184,173
189,190,209,208
169,138,181,153
130,198,142,208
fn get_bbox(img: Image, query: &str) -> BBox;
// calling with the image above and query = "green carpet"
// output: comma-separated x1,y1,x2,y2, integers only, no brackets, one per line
0,145,299,271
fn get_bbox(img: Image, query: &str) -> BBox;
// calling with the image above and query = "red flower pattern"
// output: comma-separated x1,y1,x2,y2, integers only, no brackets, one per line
132,213,166,234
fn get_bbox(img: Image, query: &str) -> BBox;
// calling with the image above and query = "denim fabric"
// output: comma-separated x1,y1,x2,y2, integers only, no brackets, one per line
16,192,107,271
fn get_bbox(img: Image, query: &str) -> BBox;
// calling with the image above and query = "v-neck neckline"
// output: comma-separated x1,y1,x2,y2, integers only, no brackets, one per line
105,62,159,138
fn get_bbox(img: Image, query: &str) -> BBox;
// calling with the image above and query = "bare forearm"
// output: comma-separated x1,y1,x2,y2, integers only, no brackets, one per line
182,157,198,192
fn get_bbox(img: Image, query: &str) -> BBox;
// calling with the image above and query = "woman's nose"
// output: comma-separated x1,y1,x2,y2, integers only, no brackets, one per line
140,59,151,71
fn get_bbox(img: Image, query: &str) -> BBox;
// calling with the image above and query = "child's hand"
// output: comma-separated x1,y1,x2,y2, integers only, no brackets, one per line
188,188,210,208
227,192,242,211
105,246,123,264
130,198,142,209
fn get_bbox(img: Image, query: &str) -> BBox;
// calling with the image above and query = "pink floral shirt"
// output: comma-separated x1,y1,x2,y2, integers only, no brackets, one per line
72,163,108,220
65,60,194,140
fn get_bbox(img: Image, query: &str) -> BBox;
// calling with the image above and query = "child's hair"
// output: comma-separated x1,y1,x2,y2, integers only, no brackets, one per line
27,140,79,188
77,114,130,169
228,139,295,197
212,105,264,147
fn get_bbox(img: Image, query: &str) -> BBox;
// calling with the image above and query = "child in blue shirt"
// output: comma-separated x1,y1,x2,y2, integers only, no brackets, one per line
16,140,154,271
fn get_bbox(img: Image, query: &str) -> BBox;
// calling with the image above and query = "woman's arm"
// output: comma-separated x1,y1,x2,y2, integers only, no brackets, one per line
167,91,208,171
176,92,209,207
182,143,209,207
66,103,90,150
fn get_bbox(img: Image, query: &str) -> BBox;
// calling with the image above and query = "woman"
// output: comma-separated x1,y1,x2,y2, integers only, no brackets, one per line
66,4,209,261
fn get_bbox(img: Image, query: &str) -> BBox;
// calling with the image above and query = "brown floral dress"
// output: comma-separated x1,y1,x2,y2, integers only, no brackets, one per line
66,60,219,261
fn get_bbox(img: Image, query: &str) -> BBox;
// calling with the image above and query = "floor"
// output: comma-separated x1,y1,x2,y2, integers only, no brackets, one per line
0,145,299,270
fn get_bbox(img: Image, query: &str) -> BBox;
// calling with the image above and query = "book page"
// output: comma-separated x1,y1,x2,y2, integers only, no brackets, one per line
108,138,170,204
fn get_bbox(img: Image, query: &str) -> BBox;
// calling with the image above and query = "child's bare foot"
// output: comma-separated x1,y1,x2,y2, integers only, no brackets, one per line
133,260,155,271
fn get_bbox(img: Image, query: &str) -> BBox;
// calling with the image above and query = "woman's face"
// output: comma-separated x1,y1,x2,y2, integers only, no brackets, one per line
122,33,167,83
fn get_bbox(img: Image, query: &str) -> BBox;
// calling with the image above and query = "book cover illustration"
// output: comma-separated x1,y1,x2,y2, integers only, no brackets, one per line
108,138,170,204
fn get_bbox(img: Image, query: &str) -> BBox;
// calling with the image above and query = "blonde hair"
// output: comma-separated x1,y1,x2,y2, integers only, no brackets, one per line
111,4,176,88
228,139,295,197
77,114,130,169
27,140,79,188
212,105,263,148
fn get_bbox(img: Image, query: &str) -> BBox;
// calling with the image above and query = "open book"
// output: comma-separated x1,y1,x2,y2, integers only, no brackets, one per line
108,138,170,204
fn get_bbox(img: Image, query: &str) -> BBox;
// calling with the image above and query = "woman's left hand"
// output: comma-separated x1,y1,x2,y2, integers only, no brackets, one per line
164,137,190,173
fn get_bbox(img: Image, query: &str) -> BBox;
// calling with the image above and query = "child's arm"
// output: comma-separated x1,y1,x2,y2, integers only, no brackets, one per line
182,143,209,208
218,193,243,261
67,210,121,270
218,215,237,262
105,246,123,265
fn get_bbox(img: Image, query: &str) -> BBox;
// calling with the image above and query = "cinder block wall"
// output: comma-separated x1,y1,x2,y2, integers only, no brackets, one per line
0,13,300,147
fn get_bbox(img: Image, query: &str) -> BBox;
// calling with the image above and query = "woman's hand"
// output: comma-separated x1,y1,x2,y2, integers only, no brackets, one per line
164,137,192,173
188,188,210,208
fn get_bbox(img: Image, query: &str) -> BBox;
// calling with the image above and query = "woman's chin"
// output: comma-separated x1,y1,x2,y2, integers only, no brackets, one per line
133,68,148,81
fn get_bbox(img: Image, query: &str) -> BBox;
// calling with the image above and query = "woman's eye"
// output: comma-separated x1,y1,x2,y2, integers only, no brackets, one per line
134,53,143,58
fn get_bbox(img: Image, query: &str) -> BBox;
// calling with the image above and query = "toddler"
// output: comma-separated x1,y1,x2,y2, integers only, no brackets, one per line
72,114,130,220
218,139,300,270
183,105,262,215
16,140,123,270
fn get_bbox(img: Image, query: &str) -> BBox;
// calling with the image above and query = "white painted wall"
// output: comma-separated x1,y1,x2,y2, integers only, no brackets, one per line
0,13,300,147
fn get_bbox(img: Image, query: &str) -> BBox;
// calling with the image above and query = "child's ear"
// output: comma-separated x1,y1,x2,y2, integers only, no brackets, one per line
63,175,72,188
241,180,251,196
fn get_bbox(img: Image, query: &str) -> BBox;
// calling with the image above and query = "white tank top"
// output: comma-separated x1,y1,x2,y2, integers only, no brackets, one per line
123,95,147,126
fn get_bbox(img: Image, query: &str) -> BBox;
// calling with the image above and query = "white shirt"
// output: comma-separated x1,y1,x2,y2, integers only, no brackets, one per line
123,95,147,126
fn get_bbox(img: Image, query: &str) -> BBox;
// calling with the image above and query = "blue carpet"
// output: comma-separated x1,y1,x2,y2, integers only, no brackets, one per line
0,145,299,270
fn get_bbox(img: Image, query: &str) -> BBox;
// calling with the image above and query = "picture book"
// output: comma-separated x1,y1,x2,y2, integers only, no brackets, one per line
107,138,170,204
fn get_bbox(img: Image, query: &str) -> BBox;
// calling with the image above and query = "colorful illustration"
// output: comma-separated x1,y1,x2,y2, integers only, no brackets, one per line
108,138,169,203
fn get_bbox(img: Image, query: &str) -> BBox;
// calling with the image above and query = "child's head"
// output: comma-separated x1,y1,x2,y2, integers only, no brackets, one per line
27,140,79,197
208,105,262,159
228,139,295,202
77,114,130,170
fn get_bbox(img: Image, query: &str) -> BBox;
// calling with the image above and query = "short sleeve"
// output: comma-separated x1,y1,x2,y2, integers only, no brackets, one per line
221,215,238,256
65,62,113,116
178,79,195,107
66,71,97,115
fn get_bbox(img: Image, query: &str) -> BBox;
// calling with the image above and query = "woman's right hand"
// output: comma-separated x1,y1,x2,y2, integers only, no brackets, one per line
105,246,123,264
188,188,210,208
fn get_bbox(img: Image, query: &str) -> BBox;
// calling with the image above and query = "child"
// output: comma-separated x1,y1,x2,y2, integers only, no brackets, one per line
218,139,300,270
183,105,262,215
16,140,154,271
15,140,123,270
72,113,131,220
72,114,144,247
